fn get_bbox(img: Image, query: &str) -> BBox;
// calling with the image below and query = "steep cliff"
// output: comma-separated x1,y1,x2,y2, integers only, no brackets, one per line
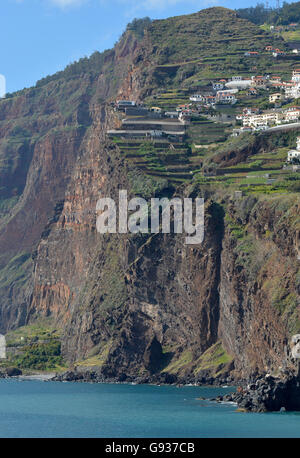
0,31,139,332
0,8,299,382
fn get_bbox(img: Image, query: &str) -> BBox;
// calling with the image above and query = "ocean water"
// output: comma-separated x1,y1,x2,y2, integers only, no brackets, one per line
0,379,299,438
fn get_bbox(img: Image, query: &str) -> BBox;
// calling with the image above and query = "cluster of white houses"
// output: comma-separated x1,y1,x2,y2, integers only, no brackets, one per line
188,74,278,107
190,88,238,106
237,106,300,128
113,67,300,143
189,70,300,111
189,74,286,104
268,70,300,100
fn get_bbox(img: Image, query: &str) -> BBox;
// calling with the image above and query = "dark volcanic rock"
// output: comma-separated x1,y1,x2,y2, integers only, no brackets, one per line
5,367,22,377
222,374,300,412
52,370,101,383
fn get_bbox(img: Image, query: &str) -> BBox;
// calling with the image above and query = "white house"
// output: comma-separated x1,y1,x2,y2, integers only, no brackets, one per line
288,150,300,161
292,69,300,82
236,107,259,121
212,82,224,91
190,94,204,102
165,111,179,119
287,137,300,162
216,89,237,104
251,75,267,88
150,106,162,114
190,94,216,105
269,76,282,83
283,107,300,122
269,93,283,103
284,83,300,99
117,100,136,109
242,110,280,127
217,94,237,104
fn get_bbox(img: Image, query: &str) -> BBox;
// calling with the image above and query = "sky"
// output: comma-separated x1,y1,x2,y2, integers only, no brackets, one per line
0,0,291,93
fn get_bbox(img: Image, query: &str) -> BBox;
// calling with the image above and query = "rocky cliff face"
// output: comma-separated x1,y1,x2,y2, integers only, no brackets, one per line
219,195,299,379
0,8,299,382
0,30,140,332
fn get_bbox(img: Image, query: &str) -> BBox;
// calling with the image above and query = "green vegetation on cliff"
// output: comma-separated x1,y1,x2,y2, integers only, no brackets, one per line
194,342,233,375
2,321,65,371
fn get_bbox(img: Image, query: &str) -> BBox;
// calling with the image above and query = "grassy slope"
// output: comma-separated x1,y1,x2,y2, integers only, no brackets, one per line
146,7,288,85
1,320,66,372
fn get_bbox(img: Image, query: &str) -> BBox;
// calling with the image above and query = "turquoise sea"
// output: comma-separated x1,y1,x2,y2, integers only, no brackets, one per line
0,379,299,438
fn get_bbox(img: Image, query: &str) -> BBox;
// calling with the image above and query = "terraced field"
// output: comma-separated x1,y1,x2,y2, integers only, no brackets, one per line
111,138,202,184
194,145,299,194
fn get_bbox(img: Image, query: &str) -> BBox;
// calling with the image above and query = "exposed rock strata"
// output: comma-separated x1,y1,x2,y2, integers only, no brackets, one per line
0,8,299,383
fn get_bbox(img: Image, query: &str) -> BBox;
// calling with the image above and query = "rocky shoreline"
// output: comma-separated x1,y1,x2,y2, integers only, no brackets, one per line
0,367,23,378
50,368,236,387
51,367,300,413
2,365,300,413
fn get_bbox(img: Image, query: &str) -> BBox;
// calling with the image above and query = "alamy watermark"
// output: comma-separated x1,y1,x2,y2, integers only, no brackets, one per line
0,75,6,99
96,190,204,245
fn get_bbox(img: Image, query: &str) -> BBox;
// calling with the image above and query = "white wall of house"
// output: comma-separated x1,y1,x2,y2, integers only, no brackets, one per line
285,84,300,99
287,150,300,161
284,110,300,121
292,72,300,82
243,112,280,127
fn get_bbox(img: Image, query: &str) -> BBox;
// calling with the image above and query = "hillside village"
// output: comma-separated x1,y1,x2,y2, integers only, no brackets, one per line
112,67,300,137
107,64,300,192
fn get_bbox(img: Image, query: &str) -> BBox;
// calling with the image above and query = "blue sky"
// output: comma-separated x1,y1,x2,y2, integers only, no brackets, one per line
0,0,287,93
